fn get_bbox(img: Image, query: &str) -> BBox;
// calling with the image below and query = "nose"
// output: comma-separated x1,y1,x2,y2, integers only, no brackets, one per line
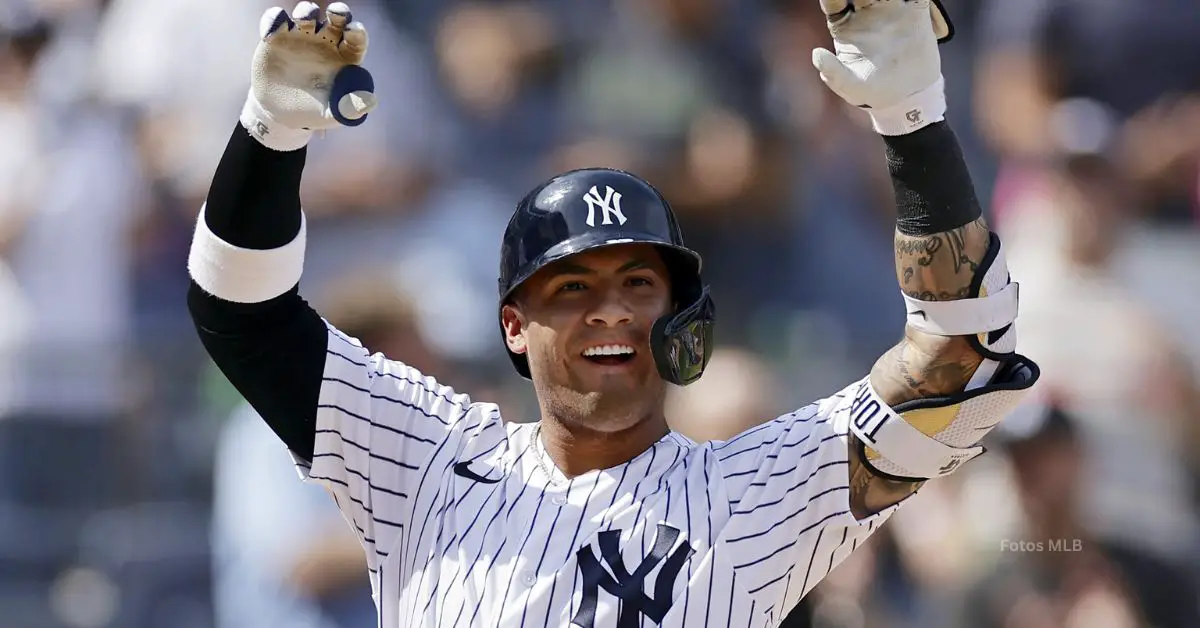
586,289,634,327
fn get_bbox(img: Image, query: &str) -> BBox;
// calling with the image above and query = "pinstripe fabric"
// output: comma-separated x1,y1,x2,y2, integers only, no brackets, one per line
294,321,905,627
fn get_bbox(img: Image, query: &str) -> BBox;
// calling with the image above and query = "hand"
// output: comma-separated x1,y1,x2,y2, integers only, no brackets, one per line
812,0,949,135
243,1,378,151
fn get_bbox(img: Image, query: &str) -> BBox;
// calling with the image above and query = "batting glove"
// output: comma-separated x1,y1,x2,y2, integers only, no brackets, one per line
812,0,951,136
242,1,378,152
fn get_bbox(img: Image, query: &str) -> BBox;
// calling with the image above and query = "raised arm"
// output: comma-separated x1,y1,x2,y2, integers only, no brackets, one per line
810,0,1040,517
854,127,993,515
188,1,379,463
188,3,486,574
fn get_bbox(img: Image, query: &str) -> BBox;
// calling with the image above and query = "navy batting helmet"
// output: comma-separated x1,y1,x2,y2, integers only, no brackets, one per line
498,168,715,386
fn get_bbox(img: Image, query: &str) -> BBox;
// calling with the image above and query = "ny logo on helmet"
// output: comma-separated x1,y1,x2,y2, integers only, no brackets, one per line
583,185,628,228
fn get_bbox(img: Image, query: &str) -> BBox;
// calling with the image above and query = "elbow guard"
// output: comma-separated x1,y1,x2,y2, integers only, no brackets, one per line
903,231,1018,363
845,232,1041,480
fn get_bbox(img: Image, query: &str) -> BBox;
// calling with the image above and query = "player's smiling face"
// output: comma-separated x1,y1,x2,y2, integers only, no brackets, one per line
503,243,674,430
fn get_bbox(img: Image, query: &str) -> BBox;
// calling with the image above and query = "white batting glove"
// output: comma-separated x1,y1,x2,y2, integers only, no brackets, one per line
812,0,948,136
242,1,378,152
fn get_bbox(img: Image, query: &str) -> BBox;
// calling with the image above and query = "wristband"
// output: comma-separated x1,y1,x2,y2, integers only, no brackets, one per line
867,76,946,136
240,92,313,152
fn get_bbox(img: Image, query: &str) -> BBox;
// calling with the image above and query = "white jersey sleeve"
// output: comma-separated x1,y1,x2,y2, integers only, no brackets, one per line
291,319,476,574
709,377,908,618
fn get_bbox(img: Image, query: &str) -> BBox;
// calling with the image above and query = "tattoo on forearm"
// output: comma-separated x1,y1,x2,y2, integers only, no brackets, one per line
877,336,983,399
895,235,941,268
895,218,985,301
899,219,986,292
945,226,978,275
847,442,925,519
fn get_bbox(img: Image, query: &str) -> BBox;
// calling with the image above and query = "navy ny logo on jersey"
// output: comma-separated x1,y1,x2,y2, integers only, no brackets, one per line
572,523,696,628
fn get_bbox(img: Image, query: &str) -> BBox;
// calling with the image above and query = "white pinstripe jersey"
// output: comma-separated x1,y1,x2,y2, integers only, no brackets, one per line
292,321,906,628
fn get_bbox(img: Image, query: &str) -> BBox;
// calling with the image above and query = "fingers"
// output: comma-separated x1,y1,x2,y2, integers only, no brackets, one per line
819,0,851,19
260,7,295,41
263,2,368,62
291,1,321,35
324,2,352,38
929,0,954,42
338,21,369,65
811,47,857,100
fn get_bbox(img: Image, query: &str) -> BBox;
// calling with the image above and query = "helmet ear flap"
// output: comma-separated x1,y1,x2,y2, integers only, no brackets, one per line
650,286,715,386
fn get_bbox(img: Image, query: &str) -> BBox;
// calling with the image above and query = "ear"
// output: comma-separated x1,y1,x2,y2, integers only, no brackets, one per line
501,303,527,355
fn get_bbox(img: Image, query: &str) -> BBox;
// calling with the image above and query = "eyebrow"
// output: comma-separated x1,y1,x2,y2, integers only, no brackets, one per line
549,258,648,277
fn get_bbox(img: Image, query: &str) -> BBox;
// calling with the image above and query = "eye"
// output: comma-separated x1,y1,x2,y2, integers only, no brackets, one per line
627,276,654,288
557,281,587,294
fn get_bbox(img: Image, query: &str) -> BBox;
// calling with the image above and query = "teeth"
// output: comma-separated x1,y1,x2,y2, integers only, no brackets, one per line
583,345,635,357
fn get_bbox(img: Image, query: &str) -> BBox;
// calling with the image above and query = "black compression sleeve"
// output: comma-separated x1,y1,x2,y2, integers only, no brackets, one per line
204,123,306,247
882,121,983,236
188,123,326,462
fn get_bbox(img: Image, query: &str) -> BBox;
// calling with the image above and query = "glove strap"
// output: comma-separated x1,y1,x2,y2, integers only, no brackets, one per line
240,93,313,152
868,75,946,136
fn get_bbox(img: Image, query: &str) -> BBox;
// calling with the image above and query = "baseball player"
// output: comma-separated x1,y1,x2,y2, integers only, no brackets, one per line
186,1,1040,626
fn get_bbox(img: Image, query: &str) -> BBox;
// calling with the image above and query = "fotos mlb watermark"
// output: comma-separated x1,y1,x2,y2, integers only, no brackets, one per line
1000,539,1084,553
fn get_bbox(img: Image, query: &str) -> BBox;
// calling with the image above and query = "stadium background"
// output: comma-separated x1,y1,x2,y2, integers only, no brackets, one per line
1,0,1200,626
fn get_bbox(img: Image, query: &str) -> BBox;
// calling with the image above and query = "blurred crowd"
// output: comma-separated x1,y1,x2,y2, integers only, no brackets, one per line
1,0,1199,626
